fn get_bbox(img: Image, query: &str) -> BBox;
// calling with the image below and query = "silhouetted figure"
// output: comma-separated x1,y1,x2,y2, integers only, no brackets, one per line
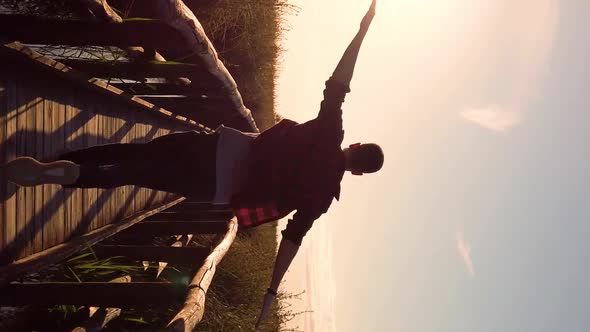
4,0,381,326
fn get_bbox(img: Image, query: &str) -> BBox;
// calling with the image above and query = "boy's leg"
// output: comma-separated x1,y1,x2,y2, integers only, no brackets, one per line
57,142,149,165
56,131,201,164
63,131,218,200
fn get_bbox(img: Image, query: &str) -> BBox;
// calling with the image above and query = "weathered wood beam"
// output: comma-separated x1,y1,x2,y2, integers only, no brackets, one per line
139,95,232,108
138,96,233,109
70,275,130,332
124,221,228,236
145,211,234,222
98,82,224,97
165,217,238,331
153,0,259,132
0,282,186,306
0,15,183,49
156,234,194,278
94,245,209,264
58,59,212,80
166,202,230,212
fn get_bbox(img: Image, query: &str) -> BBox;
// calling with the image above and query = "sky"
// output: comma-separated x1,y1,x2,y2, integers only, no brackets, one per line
275,0,590,331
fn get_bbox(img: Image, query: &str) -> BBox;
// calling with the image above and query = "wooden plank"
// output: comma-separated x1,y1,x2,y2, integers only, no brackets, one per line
146,211,234,222
116,108,131,221
41,97,56,248
23,89,37,257
27,91,45,254
136,132,146,214
71,92,85,237
166,218,238,331
112,113,125,223
125,114,137,219
0,282,186,306
127,220,228,236
104,112,114,228
55,96,68,245
94,110,106,229
0,197,185,285
166,202,229,212
94,245,209,264
97,113,109,229
2,77,17,264
85,95,99,232
42,87,54,248
133,122,143,213
15,76,28,259
151,103,252,133
59,60,212,80
32,90,44,254
102,82,224,97
0,15,184,49
152,2,259,132
140,96,233,110
0,75,6,256
43,96,56,250
0,43,213,134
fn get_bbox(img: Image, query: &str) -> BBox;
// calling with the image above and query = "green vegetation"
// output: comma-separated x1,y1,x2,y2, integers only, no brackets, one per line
192,0,298,130
18,225,296,332
199,224,283,331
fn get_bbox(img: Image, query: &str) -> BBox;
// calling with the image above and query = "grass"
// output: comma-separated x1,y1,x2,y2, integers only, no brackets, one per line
191,0,298,130
199,224,282,331
16,226,293,331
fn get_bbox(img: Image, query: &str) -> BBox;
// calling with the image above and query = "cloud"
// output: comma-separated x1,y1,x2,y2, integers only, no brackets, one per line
456,227,475,277
461,105,522,132
459,0,559,132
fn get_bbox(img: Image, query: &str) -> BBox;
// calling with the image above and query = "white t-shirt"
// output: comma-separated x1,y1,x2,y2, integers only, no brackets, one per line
213,125,259,204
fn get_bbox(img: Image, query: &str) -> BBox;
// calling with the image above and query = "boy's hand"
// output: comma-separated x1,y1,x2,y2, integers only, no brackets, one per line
360,0,377,32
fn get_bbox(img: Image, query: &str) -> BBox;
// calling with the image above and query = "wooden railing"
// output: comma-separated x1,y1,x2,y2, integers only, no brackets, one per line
0,201,238,331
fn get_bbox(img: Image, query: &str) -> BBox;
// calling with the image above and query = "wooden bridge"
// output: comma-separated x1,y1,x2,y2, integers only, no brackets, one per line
0,1,260,329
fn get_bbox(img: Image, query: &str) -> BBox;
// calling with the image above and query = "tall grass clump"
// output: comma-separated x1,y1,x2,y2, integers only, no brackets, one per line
191,0,298,130
197,223,304,331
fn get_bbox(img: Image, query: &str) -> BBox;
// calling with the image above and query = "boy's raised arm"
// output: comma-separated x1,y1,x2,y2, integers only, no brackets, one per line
330,0,376,87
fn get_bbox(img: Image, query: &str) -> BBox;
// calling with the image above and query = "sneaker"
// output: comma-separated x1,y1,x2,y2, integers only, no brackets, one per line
4,156,80,187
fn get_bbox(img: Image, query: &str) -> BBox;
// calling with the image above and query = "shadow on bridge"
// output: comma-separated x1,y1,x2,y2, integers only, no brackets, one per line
0,65,186,264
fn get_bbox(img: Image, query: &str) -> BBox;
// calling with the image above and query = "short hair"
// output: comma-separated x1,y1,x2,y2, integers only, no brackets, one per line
353,143,384,173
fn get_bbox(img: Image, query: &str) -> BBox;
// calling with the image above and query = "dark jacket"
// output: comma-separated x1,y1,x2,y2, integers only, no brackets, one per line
231,78,350,245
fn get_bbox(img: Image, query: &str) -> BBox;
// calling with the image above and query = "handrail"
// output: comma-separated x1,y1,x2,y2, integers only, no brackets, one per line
154,0,259,132
165,217,238,331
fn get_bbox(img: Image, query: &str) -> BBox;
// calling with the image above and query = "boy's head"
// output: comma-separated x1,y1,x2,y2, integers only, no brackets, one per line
343,143,384,175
